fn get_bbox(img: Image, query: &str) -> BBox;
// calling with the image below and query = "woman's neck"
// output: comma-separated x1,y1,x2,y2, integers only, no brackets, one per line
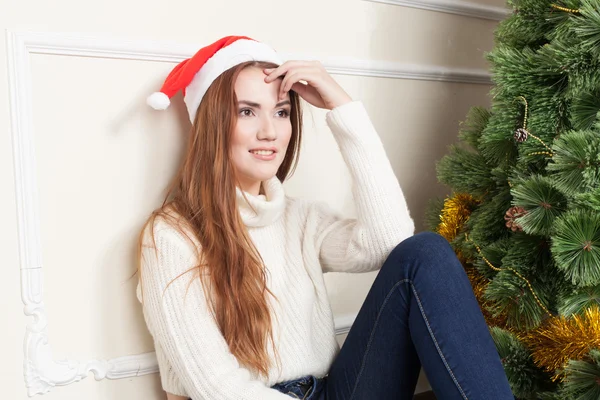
238,180,262,196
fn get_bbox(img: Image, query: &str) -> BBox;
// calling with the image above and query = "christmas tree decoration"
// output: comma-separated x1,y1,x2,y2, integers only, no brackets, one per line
550,3,581,14
505,205,528,232
427,0,600,395
521,305,600,380
436,193,479,243
513,96,531,144
464,233,553,326
512,96,554,157
514,127,530,143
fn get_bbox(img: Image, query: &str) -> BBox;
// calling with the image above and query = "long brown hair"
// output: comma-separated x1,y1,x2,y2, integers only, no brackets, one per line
136,60,303,377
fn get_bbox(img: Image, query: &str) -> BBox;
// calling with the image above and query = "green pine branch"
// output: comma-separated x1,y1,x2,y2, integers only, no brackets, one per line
560,348,600,399
490,326,558,398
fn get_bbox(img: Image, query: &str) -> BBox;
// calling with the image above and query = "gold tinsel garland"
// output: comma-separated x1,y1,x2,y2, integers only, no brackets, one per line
436,192,479,244
435,193,507,329
520,305,600,382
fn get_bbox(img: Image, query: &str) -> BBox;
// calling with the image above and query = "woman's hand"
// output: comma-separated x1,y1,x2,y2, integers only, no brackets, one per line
166,392,188,400
263,60,353,110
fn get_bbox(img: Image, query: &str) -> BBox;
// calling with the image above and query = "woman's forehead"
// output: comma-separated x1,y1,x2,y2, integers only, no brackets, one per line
235,68,289,104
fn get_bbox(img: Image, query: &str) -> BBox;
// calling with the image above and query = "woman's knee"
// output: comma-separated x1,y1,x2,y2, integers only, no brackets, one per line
379,232,468,290
388,231,456,266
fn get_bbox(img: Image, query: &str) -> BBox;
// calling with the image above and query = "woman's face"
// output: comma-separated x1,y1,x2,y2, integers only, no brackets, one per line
231,66,292,195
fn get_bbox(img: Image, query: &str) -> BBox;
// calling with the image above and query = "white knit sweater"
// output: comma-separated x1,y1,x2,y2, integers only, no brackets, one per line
136,100,415,399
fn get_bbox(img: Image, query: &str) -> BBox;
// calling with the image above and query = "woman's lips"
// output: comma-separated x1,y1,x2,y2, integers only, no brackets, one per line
249,150,277,161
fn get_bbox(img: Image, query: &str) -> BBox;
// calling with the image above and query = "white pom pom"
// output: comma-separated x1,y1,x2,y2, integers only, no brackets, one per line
146,92,170,110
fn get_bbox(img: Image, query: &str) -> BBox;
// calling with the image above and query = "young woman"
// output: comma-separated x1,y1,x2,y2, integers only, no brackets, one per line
136,36,514,400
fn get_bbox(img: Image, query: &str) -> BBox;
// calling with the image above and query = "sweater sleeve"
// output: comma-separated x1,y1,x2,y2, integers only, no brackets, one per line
138,220,291,400
311,100,415,273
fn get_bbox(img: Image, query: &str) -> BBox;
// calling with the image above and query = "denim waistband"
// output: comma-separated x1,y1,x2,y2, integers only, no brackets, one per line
271,374,325,399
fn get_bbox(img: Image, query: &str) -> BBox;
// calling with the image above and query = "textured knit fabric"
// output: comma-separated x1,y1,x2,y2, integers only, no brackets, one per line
136,100,415,399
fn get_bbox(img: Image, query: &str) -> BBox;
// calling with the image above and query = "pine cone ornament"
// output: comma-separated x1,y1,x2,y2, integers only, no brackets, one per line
505,206,528,232
514,128,529,143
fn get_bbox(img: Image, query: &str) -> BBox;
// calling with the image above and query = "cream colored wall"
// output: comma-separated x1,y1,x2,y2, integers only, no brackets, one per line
1,0,504,398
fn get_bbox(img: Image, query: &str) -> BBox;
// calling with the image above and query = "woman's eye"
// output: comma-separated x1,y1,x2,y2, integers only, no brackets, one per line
277,109,290,118
239,108,253,117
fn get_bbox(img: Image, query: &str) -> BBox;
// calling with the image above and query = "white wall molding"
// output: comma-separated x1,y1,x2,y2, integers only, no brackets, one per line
317,55,491,84
334,314,356,336
7,30,166,397
7,29,487,396
8,31,491,85
364,0,511,21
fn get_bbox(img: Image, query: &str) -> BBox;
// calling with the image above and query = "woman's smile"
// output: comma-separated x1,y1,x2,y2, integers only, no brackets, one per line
249,148,277,161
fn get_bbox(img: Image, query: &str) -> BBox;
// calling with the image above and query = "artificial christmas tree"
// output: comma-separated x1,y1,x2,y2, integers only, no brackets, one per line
427,0,600,398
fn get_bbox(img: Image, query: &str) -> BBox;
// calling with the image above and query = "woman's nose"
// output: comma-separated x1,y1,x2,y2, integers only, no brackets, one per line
257,117,277,140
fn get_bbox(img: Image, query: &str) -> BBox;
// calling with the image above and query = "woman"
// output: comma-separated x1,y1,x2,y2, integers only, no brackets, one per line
136,35,514,400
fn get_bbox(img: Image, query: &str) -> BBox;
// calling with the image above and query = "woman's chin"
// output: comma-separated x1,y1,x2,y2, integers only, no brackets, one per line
254,173,277,182
251,168,280,182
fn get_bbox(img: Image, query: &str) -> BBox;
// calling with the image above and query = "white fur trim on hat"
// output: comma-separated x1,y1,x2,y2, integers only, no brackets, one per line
147,92,171,110
183,39,283,123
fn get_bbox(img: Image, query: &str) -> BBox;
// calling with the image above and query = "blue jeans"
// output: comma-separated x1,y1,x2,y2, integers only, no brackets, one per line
272,232,514,400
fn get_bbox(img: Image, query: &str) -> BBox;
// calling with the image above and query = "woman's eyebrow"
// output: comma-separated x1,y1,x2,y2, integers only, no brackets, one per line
238,100,291,108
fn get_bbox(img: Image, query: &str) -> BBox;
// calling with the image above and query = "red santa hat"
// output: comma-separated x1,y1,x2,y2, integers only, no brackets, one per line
147,35,283,123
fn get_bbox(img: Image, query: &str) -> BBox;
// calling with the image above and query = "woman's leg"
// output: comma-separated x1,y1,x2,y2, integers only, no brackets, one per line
321,231,514,400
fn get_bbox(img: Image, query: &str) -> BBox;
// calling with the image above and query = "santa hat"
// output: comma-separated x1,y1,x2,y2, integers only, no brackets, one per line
146,35,283,123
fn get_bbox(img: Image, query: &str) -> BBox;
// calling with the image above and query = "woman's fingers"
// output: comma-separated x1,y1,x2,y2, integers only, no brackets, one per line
263,60,314,82
290,81,326,108
279,68,319,99
264,60,352,110
279,70,300,99
290,80,308,96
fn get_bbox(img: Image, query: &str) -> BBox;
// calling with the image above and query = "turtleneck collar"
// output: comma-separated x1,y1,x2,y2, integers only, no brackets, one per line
235,176,286,227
